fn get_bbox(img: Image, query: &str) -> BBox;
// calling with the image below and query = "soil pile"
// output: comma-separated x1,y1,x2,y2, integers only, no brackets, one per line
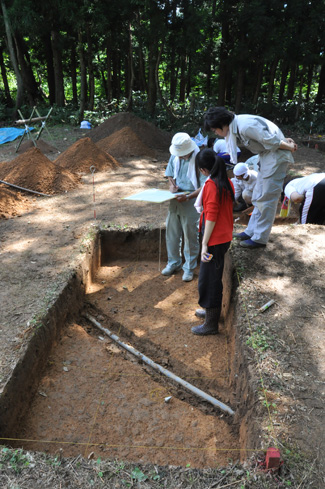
55,137,120,173
96,126,156,158
0,147,80,195
17,139,58,155
0,187,31,219
88,112,171,151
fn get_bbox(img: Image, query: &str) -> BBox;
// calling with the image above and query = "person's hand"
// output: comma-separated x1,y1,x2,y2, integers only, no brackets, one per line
201,244,212,262
176,194,188,202
169,180,179,193
286,138,298,152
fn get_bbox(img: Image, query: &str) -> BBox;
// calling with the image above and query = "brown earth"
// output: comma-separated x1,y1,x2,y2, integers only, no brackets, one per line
0,114,324,487
96,126,156,158
87,112,171,151
54,137,120,173
0,147,80,195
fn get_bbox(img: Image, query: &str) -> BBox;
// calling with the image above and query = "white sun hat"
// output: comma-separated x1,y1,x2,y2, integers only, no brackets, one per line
169,132,198,156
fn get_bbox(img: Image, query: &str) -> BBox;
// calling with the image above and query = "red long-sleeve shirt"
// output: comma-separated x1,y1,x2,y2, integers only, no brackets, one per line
199,178,234,246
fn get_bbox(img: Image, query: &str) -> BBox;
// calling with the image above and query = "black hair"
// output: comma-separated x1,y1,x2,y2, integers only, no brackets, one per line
207,137,216,148
203,107,235,131
195,148,234,203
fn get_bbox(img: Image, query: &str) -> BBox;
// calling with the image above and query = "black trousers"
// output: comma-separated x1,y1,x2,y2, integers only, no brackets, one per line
198,241,231,309
299,178,325,225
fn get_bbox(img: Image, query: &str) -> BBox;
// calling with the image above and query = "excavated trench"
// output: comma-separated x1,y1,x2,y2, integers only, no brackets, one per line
2,228,261,468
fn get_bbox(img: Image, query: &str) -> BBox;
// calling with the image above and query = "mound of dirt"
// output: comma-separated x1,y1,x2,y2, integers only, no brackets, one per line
88,112,171,151
17,139,58,155
96,126,156,158
0,147,80,195
55,137,120,173
0,186,31,219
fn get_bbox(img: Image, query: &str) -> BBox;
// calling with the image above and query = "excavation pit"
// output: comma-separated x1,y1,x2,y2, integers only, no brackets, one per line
8,228,257,468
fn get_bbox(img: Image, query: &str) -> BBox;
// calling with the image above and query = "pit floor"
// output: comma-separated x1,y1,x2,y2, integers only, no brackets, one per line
14,259,240,468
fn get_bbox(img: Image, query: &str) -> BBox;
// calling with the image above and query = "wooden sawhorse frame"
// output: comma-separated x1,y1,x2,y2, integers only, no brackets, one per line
15,106,59,153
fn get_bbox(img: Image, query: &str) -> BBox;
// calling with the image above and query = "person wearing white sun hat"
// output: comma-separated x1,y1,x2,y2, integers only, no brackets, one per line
162,133,207,282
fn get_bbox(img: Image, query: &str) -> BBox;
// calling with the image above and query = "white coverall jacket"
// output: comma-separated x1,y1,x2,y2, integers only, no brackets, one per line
228,115,294,244
231,169,258,204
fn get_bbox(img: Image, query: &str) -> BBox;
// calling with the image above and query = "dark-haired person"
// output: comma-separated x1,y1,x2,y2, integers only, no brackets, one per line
191,149,234,336
284,173,325,224
204,107,297,249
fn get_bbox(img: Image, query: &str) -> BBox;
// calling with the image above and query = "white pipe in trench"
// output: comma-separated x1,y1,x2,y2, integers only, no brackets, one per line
85,313,235,416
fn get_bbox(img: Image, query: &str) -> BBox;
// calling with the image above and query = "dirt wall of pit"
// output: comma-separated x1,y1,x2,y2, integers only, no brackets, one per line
0,235,101,438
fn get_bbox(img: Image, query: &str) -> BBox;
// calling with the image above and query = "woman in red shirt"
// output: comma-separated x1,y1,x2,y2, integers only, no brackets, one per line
192,149,234,335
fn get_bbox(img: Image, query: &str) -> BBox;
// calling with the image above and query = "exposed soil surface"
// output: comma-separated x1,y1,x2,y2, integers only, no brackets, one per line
0,113,324,487
16,261,239,469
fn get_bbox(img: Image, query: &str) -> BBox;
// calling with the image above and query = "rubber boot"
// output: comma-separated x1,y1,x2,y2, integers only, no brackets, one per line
191,307,220,335
195,308,206,319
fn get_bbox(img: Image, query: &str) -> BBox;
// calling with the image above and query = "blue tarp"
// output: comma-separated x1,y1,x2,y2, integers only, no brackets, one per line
0,127,34,145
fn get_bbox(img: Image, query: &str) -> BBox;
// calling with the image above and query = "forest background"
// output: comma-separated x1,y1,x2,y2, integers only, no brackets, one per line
0,0,325,134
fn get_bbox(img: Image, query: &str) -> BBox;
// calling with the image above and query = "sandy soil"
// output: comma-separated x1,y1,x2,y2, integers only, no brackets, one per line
0,117,324,486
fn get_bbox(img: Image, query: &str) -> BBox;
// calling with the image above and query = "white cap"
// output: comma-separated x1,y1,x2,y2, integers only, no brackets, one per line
233,163,248,177
169,132,198,157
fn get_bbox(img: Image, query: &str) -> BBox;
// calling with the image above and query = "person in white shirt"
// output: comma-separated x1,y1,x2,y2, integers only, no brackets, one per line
204,107,297,249
231,162,258,210
284,173,325,224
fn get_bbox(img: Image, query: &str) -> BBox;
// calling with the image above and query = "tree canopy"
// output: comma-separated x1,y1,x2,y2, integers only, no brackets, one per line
0,0,324,125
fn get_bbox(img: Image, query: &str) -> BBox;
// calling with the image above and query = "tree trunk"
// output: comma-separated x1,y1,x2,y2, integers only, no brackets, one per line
1,0,24,111
206,0,217,97
305,64,313,102
218,20,229,106
70,43,78,105
126,22,134,112
0,44,13,106
106,37,112,103
295,65,306,120
86,23,95,110
278,60,289,102
146,42,158,116
179,54,186,103
234,64,244,113
267,58,278,107
135,11,147,93
42,33,55,105
51,29,65,106
252,62,263,107
14,32,42,105
315,63,325,105
78,30,87,122
286,62,296,100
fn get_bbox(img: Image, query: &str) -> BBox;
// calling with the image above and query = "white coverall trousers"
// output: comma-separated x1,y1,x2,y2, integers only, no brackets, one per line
245,149,293,244
165,198,200,272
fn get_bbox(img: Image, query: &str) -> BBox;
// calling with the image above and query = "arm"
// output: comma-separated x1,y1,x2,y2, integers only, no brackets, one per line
167,176,179,193
176,187,202,202
201,220,215,261
290,191,305,203
279,138,298,153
